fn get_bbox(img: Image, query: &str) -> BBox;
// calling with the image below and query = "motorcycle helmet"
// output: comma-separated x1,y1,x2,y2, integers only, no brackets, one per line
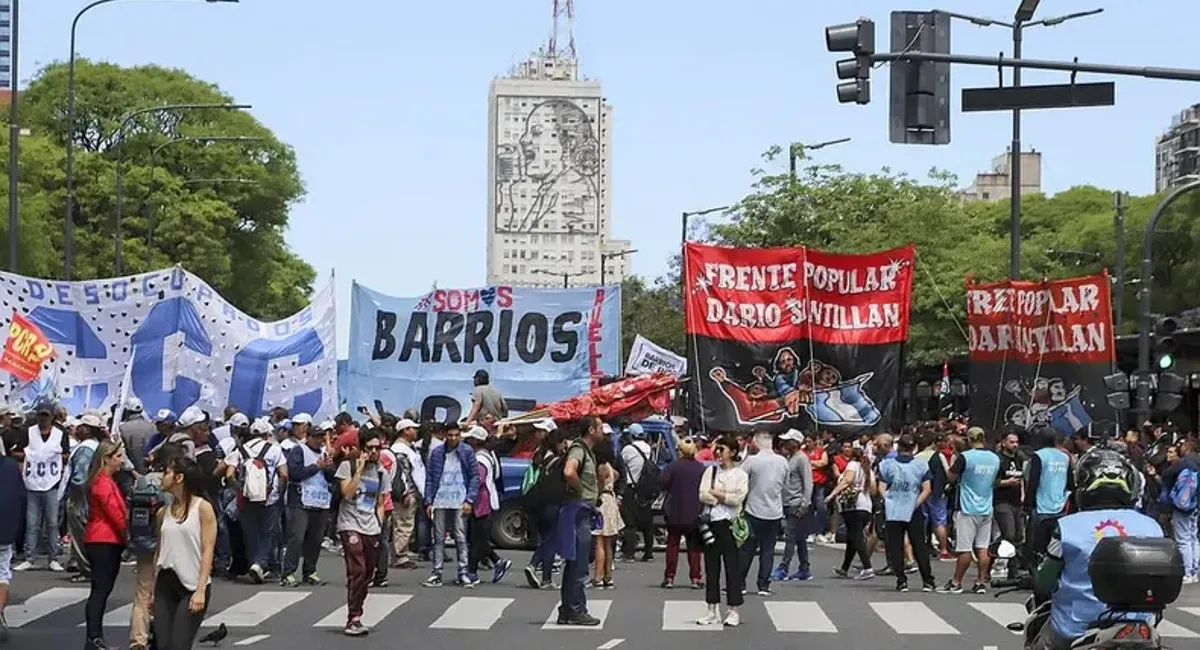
1074,448,1136,510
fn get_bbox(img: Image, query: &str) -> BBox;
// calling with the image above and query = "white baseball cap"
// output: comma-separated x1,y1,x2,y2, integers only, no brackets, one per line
779,429,805,443
124,397,144,413
533,419,558,432
602,423,614,435
78,413,104,428
318,419,336,431
395,418,419,431
177,406,207,428
292,413,313,425
250,417,273,436
464,425,488,441
227,413,250,428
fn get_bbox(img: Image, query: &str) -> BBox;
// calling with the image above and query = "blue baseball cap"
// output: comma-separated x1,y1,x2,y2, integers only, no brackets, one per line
627,423,646,439
154,409,177,424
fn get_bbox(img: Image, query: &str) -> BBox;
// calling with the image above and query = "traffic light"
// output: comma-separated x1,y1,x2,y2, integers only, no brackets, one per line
1154,316,1178,370
889,11,951,145
1156,371,1186,413
825,19,875,105
1102,371,1130,410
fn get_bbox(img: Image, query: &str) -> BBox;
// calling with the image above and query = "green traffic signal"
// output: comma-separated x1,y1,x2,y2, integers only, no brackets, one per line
1158,353,1175,370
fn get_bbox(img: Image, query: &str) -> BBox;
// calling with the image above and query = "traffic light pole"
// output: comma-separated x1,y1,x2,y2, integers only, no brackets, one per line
1135,179,1200,421
869,50,1200,82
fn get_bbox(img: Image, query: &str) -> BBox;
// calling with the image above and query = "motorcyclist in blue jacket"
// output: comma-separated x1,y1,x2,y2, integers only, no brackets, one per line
1031,449,1163,650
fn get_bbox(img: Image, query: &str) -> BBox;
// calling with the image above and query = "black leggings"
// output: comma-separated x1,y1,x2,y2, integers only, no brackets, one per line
85,543,124,642
702,519,744,607
840,510,872,572
154,569,211,650
468,513,501,573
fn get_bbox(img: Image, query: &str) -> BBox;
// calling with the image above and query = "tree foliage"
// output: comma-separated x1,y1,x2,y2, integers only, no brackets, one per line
621,145,1200,367
1,60,314,319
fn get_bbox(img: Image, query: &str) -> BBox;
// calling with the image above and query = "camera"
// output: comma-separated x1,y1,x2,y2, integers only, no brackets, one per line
696,518,716,547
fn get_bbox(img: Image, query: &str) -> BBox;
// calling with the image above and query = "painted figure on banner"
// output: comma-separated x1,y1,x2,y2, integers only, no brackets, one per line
1001,376,1095,436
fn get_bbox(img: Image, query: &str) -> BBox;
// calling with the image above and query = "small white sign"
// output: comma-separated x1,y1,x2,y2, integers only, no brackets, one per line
625,335,687,378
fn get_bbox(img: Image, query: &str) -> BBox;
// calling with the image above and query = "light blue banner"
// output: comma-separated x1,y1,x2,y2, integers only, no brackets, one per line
345,283,621,422
0,267,338,419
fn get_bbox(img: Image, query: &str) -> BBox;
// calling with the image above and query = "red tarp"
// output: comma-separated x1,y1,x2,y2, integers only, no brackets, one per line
539,373,678,422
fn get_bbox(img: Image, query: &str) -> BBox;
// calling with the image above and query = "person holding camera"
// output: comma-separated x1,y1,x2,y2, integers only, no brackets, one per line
695,436,749,628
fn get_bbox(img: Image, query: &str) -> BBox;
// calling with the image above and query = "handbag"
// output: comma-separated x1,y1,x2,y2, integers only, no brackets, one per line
731,513,750,547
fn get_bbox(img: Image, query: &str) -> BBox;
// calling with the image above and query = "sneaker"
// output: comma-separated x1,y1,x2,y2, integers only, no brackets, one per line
690,579,704,589
897,581,909,593
971,582,988,595
524,565,542,589
756,588,772,597
833,567,849,579
302,573,325,586
660,579,674,589
696,610,721,626
855,569,875,580
12,561,33,572
248,563,264,585
492,558,512,584
368,577,388,588
789,570,813,581
559,612,601,626
938,581,963,594
86,639,115,650
922,581,937,593
769,566,788,582
461,573,480,588
280,574,300,588
602,578,614,590
639,554,654,563
422,574,443,588
540,582,558,590
395,560,418,570
723,610,741,627
343,620,369,637
1184,575,1199,585
938,551,954,561
878,565,894,576
905,563,918,574
49,560,66,572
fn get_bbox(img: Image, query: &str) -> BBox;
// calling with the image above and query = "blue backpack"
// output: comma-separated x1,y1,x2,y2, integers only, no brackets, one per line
1169,467,1198,513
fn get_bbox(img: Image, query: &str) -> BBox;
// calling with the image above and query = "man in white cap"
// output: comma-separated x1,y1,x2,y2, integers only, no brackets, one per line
223,417,288,584
119,397,156,474
773,429,814,582
388,418,423,570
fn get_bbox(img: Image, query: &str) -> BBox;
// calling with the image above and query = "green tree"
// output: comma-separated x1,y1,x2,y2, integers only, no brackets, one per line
3,60,314,319
620,275,685,358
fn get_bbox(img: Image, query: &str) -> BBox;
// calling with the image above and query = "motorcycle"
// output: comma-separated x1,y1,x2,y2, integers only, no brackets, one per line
993,536,1184,650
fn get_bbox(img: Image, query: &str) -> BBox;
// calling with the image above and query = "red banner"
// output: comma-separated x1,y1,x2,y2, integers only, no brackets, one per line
683,243,915,345
966,273,1114,365
0,312,56,382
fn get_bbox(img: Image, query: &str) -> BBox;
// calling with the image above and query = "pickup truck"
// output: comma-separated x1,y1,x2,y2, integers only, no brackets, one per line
490,417,679,549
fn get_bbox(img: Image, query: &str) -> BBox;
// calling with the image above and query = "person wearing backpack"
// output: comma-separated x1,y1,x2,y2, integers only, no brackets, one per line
222,418,288,585
618,424,656,562
387,418,422,570
1161,439,1200,583
126,443,184,650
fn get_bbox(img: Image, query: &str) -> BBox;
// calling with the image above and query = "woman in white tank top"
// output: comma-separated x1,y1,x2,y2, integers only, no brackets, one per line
154,456,217,650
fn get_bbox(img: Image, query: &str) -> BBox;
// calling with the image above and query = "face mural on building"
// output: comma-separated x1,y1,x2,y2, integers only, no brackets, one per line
494,98,600,234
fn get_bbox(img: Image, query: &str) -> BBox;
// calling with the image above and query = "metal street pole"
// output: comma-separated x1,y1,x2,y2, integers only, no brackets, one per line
1136,179,1200,421
146,135,261,243
7,0,19,272
600,248,637,286
63,0,240,279
788,137,851,183
113,103,250,274
1113,191,1127,333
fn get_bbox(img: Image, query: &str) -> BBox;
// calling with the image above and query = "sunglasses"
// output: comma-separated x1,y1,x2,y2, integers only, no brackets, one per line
364,445,381,452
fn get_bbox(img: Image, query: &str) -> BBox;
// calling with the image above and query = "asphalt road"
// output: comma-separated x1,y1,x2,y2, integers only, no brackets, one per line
7,544,1200,650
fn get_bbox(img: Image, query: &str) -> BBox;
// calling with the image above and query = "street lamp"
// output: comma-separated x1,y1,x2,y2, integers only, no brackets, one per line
146,135,262,243
532,268,586,289
112,103,251,274
934,5,1103,280
599,248,637,286
63,0,240,279
181,178,259,186
680,205,731,247
788,137,851,182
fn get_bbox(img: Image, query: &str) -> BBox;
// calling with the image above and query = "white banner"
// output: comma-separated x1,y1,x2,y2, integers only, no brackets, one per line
0,267,337,420
625,335,686,378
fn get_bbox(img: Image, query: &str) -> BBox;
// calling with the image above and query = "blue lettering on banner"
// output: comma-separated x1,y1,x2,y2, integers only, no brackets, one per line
343,282,621,418
0,268,338,420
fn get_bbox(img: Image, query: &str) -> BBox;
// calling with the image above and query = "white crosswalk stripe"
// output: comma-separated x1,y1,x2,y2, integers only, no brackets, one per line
10,586,1200,637
429,596,513,630
313,594,412,628
202,591,312,627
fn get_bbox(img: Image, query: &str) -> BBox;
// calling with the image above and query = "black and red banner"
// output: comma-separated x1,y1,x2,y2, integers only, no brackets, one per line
684,243,914,433
966,273,1116,436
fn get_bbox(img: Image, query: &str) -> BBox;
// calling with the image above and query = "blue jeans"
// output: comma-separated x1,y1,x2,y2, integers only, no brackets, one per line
811,484,828,534
779,505,810,573
239,501,275,570
430,508,468,578
1173,508,1199,578
24,489,61,562
531,505,558,583
558,507,592,619
738,514,782,592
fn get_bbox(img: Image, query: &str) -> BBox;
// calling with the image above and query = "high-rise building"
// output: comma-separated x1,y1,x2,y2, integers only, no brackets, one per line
485,1,632,289
1155,104,1200,192
961,149,1042,202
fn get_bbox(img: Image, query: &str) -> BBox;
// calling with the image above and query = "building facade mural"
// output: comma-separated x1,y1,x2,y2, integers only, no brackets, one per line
493,97,602,234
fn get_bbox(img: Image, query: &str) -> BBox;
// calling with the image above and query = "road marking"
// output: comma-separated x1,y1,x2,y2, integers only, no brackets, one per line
8,587,90,628
542,599,612,630
967,602,1025,635
661,601,721,631
313,594,412,628
429,596,513,630
1181,607,1200,618
870,601,960,635
1158,619,1199,638
203,591,311,627
764,601,837,632
77,603,132,628
983,646,998,650
235,634,271,646
597,638,624,649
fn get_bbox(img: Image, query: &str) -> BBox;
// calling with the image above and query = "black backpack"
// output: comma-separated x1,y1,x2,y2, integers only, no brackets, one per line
391,452,413,499
631,445,661,504
527,454,567,507
127,477,164,553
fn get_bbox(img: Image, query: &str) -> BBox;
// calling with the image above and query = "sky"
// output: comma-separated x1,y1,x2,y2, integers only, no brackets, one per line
20,0,1200,355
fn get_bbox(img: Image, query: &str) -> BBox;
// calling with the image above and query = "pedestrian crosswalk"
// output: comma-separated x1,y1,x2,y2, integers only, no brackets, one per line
9,586,1200,638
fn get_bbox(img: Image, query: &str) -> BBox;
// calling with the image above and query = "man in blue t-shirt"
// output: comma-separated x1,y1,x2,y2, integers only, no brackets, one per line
877,434,936,593
941,427,1001,595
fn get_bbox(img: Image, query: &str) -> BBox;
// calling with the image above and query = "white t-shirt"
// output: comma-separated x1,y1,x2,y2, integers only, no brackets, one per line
621,440,653,484
840,460,873,512
224,437,286,505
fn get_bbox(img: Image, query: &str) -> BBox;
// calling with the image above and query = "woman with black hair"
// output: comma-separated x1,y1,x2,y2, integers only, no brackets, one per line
524,429,568,589
154,455,217,650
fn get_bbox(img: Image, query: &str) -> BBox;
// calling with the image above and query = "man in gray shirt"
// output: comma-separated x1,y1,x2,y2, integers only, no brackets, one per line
738,432,789,595
774,429,814,581
465,369,508,423
119,398,157,474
